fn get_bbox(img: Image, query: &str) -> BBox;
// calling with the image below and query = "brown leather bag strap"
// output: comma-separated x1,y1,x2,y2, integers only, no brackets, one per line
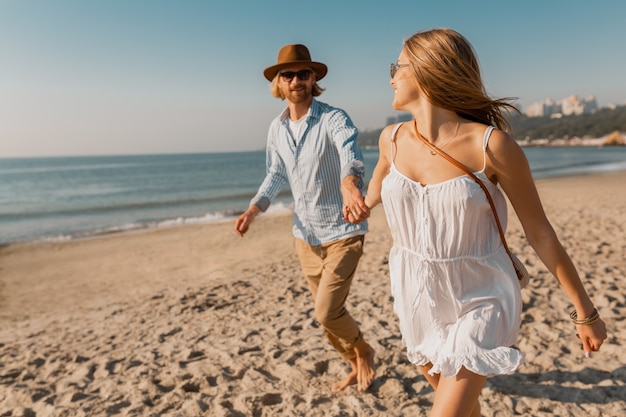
412,121,513,256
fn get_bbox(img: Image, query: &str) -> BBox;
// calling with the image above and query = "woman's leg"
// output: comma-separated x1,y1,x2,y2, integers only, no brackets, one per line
419,364,483,417
430,366,485,417
418,363,440,388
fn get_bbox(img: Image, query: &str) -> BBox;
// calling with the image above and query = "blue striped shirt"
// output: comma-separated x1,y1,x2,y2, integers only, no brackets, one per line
251,99,368,245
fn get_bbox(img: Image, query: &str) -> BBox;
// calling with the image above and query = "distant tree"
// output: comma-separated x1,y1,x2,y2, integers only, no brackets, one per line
357,105,626,147
356,128,384,149
508,105,626,141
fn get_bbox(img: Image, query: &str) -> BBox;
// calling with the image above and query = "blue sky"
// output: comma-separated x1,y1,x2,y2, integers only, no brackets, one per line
1,1,625,157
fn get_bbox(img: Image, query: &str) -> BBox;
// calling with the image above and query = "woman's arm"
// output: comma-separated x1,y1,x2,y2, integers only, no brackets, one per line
487,130,607,355
364,125,394,209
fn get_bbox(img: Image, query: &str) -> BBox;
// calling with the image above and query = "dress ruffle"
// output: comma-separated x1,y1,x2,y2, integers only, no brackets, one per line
407,346,524,378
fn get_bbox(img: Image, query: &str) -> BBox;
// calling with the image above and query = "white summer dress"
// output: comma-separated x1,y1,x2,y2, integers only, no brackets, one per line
381,123,524,378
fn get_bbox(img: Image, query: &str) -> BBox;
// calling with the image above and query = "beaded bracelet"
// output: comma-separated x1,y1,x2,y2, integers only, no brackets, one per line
570,308,600,325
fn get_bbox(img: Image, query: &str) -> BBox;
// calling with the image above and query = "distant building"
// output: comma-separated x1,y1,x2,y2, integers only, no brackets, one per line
386,113,413,125
525,95,597,117
562,95,598,116
525,98,560,117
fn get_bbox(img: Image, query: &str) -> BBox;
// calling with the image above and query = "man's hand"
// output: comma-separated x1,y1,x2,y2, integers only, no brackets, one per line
234,205,261,237
341,175,369,224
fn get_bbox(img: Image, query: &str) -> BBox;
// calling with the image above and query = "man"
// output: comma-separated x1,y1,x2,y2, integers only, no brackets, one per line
234,44,375,393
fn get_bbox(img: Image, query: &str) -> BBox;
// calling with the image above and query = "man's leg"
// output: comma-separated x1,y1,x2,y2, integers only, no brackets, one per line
317,236,376,393
295,237,323,298
295,237,352,358
294,236,375,392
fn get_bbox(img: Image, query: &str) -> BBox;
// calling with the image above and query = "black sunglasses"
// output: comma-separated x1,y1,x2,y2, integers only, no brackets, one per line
279,70,312,82
390,63,409,79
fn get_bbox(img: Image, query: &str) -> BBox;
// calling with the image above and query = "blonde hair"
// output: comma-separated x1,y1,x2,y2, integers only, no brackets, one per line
269,71,325,99
403,28,519,130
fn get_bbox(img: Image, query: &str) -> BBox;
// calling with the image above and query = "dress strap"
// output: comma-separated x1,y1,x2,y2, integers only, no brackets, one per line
390,122,403,163
481,126,496,172
391,122,403,142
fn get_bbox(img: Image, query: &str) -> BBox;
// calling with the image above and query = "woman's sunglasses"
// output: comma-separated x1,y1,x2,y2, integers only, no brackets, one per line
390,63,409,79
279,70,312,82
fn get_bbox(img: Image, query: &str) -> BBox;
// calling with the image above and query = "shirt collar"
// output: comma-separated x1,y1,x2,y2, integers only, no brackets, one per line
279,98,320,124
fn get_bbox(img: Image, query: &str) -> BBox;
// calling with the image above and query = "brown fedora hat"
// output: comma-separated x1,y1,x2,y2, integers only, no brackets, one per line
263,44,328,81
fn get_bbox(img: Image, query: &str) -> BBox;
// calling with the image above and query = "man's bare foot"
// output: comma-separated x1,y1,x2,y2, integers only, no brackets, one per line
331,364,357,393
354,339,376,392
330,340,376,393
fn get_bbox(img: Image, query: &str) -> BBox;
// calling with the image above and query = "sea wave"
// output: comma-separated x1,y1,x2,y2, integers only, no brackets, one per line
32,201,294,245
0,190,278,220
0,162,149,175
532,160,626,178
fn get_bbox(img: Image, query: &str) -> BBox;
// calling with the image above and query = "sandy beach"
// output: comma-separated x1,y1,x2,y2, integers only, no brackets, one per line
1,171,625,417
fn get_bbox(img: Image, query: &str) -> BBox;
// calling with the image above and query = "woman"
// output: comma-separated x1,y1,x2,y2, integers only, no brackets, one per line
361,28,607,416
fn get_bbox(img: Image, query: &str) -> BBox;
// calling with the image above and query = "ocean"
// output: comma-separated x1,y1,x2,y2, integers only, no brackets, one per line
2,146,626,245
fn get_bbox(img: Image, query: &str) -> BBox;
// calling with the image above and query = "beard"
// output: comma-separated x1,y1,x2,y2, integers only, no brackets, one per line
284,84,313,103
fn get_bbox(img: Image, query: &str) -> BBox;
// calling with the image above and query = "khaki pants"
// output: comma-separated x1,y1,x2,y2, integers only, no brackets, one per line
295,235,364,361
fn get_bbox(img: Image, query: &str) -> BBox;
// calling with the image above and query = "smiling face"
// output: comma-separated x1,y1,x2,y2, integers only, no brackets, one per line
390,48,421,111
277,64,315,105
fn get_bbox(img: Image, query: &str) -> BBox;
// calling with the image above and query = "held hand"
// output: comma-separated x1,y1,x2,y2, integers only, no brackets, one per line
341,175,370,224
364,195,379,211
342,202,370,224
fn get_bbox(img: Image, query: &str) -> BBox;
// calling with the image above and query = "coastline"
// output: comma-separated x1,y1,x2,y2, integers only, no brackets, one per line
3,147,626,246
1,171,625,416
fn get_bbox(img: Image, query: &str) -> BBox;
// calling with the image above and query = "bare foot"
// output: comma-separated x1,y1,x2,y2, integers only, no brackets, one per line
354,339,376,392
331,364,357,393
330,340,376,393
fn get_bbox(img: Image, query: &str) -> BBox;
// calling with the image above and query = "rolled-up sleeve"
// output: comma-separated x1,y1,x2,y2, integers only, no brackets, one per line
327,109,365,182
